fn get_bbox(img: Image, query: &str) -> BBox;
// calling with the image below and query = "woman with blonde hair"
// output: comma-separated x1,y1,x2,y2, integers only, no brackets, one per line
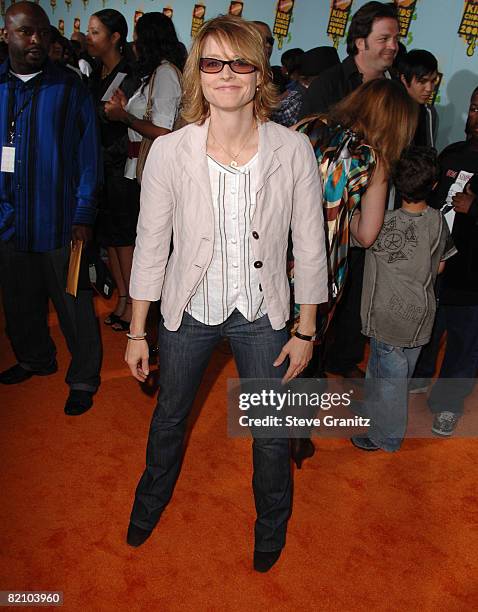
124,15,328,572
290,78,419,467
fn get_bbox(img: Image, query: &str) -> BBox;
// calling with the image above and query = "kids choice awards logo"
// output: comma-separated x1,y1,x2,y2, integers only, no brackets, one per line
229,1,244,17
273,0,295,50
191,3,206,37
459,0,478,56
134,10,143,29
394,0,418,45
163,6,174,19
327,0,354,49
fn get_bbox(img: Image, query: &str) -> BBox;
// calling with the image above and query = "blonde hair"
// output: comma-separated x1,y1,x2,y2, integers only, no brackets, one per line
328,79,419,173
181,15,279,124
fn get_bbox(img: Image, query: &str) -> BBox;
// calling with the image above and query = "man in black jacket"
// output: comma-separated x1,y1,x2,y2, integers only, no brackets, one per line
300,1,399,117
410,86,478,437
398,49,439,148
300,2,400,378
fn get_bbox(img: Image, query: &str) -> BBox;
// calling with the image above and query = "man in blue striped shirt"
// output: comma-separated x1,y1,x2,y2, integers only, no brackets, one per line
0,2,102,415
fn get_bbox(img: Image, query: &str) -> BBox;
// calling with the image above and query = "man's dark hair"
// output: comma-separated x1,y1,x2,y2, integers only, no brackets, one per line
346,1,398,56
392,146,440,203
398,49,438,85
280,48,304,75
50,25,62,45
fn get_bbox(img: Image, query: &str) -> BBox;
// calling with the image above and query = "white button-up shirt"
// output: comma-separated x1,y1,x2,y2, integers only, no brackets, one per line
185,154,266,325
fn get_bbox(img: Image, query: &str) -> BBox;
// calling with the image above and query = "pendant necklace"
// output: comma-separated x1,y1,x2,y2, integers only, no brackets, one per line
209,123,256,168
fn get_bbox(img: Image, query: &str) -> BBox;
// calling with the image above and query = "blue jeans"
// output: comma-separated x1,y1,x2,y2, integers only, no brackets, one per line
414,305,478,414
365,338,422,451
130,310,291,552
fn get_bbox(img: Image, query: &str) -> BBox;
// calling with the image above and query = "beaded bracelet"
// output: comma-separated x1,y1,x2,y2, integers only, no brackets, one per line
126,332,147,341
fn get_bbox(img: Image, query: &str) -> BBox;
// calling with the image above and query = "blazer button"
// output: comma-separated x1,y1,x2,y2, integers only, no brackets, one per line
252,231,259,239
254,261,263,269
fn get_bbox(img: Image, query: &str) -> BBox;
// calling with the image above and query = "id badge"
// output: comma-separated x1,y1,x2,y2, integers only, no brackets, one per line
1,146,15,173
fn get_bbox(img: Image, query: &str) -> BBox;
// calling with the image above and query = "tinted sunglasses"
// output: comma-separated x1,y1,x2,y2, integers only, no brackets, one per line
199,57,257,74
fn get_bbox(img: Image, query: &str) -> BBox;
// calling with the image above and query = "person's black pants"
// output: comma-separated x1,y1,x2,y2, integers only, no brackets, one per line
325,247,366,373
0,240,102,392
414,304,478,414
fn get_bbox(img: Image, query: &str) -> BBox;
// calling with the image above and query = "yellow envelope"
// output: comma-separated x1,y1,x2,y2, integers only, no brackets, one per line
66,240,83,297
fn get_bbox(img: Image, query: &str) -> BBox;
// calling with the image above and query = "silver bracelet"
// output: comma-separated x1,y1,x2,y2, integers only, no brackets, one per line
126,332,147,340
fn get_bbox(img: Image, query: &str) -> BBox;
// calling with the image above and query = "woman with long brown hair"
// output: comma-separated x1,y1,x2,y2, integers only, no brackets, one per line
290,78,419,467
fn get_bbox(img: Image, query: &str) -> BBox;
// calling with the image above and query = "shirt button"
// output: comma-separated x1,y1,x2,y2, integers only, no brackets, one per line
233,283,238,289
232,262,238,268
231,188,236,195
254,261,263,269
232,214,237,220
231,238,237,244
252,231,259,239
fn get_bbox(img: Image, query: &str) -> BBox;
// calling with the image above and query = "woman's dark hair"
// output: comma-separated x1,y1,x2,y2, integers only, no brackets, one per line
346,1,398,56
135,12,184,80
93,9,128,54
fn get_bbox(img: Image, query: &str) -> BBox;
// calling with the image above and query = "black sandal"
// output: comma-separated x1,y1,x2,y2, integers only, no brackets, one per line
104,295,127,326
111,318,131,332
111,299,132,331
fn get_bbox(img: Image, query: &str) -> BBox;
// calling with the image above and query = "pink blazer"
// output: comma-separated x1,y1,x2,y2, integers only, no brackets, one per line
130,119,328,331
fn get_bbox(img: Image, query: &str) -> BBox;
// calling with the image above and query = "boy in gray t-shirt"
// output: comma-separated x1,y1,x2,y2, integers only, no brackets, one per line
351,147,456,452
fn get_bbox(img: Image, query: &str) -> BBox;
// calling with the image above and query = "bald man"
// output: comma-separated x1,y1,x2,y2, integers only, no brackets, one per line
0,2,102,415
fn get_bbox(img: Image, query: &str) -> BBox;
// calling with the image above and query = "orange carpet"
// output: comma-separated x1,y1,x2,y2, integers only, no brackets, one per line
1,293,478,611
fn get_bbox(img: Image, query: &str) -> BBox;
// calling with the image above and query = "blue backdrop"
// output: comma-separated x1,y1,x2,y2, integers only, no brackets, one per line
4,0,478,149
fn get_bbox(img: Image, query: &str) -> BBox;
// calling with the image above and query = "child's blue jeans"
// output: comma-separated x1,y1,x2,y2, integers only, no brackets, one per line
365,338,422,451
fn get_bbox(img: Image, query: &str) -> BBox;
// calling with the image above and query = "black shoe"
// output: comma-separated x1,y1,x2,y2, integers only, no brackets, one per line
253,549,282,573
290,438,315,469
0,362,58,385
350,436,380,451
64,390,94,416
127,523,153,547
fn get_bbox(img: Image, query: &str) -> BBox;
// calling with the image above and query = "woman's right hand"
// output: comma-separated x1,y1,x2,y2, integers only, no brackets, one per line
125,339,150,382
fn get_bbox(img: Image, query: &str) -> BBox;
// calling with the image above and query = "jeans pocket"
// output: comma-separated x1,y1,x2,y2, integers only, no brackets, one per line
375,340,396,356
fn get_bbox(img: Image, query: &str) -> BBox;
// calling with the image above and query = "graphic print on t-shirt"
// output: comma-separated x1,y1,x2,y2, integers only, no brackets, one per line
373,216,418,263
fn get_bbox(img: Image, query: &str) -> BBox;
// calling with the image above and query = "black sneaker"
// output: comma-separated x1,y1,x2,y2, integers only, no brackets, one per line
432,412,460,436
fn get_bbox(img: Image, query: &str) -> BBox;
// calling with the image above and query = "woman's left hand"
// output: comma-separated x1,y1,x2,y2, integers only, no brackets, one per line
104,98,127,122
274,336,313,383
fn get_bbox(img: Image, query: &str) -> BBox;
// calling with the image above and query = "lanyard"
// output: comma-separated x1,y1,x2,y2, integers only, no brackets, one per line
7,75,42,145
